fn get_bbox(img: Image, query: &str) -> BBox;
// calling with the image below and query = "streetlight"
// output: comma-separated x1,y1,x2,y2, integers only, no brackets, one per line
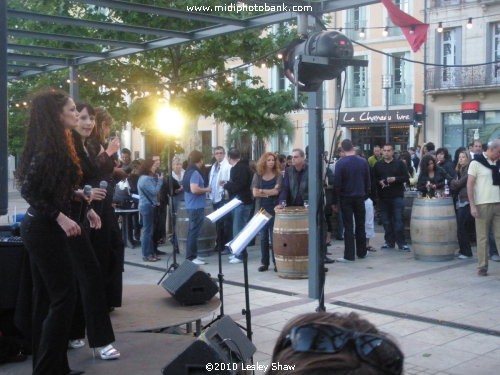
156,103,184,272
382,74,393,144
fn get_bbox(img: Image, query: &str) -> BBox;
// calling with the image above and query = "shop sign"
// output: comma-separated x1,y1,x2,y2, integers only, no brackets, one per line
339,109,414,125
461,101,480,120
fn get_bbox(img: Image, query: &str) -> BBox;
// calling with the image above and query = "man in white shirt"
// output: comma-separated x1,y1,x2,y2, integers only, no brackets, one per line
467,139,500,276
469,140,483,160
208,146,232,253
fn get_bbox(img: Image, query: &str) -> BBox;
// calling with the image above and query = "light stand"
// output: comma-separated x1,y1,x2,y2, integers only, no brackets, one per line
203,241,226,328
158,147,180,285
382,74,393,144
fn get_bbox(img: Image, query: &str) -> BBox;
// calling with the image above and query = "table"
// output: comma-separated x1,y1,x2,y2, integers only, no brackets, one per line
114,208,139,248
112,284,220,335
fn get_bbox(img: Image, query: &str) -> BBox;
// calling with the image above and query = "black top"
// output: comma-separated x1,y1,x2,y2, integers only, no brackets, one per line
20,153,73,220
224,160,253,205
416,168,447,197
372,158,409,199
333,155,371,203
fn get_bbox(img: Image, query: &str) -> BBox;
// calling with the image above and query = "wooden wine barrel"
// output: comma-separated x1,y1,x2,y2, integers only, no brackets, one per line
410,197,457,261
176,200,216,257
273,207,308,279
404,190,419,241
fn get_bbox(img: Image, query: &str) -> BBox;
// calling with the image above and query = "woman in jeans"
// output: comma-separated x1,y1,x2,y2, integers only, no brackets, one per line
450,151,474,259
251,152,282,272
137,158,164,262
18,89,83,375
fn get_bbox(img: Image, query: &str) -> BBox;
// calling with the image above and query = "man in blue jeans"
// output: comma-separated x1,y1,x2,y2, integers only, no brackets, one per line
373,144,410,251
222,148,253,264
182,150,212,265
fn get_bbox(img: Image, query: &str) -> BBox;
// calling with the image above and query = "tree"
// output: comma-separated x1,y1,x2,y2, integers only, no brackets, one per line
7,0,298,156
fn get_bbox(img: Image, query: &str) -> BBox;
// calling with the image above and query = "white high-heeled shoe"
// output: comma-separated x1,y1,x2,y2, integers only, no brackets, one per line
68,339,85,349
93,344,120,360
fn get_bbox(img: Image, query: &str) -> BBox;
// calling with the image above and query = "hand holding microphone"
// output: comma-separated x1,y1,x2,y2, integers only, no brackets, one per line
83,184,93,203
91,180,108,201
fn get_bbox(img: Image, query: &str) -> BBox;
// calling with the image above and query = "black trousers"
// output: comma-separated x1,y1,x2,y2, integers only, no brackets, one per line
68,227,115,348
90,203,124,308
340,196,367,261
21,209,75,375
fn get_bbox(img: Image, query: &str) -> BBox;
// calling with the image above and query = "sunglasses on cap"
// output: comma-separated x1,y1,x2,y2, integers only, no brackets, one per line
283,323,403,375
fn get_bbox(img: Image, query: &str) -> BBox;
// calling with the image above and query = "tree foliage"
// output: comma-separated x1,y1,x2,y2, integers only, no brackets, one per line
7,0,298,155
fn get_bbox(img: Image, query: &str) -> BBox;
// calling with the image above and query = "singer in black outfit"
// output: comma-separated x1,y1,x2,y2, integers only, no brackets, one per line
67,103,119,359
88,107,124,309
17,89,83,375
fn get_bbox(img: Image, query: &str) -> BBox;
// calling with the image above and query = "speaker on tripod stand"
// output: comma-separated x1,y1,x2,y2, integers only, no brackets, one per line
162,315,256,375
161,260,218,305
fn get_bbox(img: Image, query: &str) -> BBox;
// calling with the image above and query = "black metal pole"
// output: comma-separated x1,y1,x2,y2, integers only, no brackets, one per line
385,88,390,145
316,107,326,312
0,1,8,216
242,255,252,341
217,245,224,317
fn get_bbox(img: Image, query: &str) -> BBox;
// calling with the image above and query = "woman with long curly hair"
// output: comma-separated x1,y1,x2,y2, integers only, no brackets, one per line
17,89,83,375
251,152,282,272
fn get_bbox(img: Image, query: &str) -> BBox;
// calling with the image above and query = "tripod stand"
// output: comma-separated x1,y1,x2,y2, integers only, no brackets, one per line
158,163,181,285
203,200,231,327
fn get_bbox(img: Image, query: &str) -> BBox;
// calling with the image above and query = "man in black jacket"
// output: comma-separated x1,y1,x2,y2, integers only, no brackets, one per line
222,148,253,263
373,144,410,251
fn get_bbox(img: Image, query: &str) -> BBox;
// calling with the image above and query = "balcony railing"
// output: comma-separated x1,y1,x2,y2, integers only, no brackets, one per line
345,87,369,107
432,0,500,7
344,84,412,108
426,65,500,90
391,84,412,105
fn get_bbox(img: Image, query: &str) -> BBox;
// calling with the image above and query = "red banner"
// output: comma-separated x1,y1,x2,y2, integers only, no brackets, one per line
381,0,429,52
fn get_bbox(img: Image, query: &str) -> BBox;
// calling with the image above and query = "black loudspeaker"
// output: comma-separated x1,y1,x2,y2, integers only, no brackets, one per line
161,260,218,305
162,316,256,375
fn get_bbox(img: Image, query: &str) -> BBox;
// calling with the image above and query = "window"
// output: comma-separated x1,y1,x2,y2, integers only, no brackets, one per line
385,0,408,37
346,56,368,107
390,52,411,105
198,130,212,162
441,28,459,85
345,7,367,40
492,22,500,81
442,111,500,157
275,65,286,91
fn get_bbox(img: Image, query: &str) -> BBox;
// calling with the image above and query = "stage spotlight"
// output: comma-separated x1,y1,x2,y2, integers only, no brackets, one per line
282,31,367,92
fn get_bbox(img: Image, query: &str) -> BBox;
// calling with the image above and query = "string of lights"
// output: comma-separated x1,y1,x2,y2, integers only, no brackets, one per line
9,10,500,108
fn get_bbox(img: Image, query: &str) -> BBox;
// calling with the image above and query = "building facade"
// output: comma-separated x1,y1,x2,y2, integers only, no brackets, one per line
425,0,500,157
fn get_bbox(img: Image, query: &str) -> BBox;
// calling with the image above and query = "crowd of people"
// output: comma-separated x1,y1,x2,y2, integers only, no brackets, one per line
109,136,499,279
326,138,499,277
15,88,499,375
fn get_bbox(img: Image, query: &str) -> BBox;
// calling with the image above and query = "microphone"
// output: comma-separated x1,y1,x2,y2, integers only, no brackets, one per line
83,185,92,199
98,180,108,214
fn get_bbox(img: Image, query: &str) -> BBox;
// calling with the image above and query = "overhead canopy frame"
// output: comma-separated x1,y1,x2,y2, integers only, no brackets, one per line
5,0,377,78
